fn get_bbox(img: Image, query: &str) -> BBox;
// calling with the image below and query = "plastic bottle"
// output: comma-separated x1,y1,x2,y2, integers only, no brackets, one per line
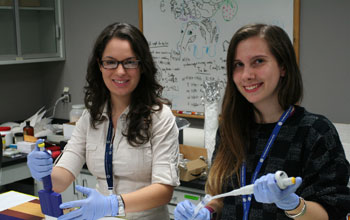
1,134,5,151
14,132,24,144
0,126,13,147
23,121,34,136
70,104,85,122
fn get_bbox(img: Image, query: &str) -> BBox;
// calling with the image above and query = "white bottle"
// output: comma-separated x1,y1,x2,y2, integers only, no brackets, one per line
0,126,13,147
70,104,85,123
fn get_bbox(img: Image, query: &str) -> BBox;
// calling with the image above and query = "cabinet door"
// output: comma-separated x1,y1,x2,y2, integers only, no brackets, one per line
0,0,16,58
0,0,65,64
79,173,97,199
60,179,80,203
19,0,58,57
56,173,95,202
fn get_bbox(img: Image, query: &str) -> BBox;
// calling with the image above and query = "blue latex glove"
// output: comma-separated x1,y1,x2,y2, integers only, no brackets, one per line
58,185,118,220
174,200,210,220
253,173,302,210
27,139,53,181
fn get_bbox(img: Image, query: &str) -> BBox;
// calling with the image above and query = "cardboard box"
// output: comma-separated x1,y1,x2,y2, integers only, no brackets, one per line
17,141,36,154
179,144,208,182
63,122,76,139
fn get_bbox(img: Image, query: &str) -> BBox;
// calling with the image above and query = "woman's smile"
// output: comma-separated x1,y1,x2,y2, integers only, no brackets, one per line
244,82,263,92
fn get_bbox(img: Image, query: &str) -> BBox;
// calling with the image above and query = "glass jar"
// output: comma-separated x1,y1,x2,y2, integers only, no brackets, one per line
23,121,34,136
70,104,85,122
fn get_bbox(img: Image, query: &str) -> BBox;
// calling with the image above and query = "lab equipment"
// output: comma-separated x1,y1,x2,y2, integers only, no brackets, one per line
189,171,295,219
37,140,63,217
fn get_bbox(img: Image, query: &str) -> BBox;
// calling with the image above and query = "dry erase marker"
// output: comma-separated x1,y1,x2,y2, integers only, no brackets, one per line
178,111,192,114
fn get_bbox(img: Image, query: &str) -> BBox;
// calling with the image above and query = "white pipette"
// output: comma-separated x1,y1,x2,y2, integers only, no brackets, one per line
189,171,296,220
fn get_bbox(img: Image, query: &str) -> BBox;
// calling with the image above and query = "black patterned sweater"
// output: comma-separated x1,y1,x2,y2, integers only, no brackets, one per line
213,105,350,220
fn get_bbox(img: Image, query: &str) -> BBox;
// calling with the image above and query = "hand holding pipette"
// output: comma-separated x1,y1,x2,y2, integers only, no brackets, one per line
254,171,302,210
211,170,297,200
27,139,53,181
35,139,64,217
177,171,301,220
174,199,211,220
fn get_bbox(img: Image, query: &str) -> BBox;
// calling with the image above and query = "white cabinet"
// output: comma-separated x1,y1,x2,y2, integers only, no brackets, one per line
60,171,98,203
0,162,32,185
0,0,65,64
59,179,79,203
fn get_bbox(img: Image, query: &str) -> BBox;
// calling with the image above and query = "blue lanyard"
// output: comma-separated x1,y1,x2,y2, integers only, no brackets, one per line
241,105,293,220
105,119,114,194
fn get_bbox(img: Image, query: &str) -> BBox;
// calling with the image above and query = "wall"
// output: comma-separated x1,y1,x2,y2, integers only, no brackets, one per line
299,0,350,123
0,0,349,126
0,63,45,123
42,0,140,120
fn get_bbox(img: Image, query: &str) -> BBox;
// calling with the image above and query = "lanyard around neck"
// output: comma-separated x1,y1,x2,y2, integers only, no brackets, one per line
241,105,293,220
105,119,114,195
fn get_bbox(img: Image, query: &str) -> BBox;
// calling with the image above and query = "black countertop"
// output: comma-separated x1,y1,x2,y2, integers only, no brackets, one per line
2,153,28,167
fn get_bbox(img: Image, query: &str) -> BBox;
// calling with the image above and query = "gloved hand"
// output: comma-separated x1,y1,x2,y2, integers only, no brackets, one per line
58,185,118,220
253,173,302,210
174,200,210,220
27,139,53,181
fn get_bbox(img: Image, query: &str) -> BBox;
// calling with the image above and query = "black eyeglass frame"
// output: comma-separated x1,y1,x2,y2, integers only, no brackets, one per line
100,58,141,69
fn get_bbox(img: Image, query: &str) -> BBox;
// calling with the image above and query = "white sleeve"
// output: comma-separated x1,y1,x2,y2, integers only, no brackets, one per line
150,105,180,186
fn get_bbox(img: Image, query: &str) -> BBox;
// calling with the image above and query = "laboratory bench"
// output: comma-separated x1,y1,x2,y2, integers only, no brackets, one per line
34,166,206,220
2,152,27,166
1,154,206,220
1,128,207,220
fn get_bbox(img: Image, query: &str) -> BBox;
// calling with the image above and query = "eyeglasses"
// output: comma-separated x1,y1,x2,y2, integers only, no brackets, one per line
100,58,140,69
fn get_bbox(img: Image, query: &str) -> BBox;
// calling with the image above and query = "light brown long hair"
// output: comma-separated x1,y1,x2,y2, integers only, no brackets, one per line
205,24,303,196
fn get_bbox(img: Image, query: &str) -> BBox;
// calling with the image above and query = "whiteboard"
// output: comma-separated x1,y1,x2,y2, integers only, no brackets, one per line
142,0,297,113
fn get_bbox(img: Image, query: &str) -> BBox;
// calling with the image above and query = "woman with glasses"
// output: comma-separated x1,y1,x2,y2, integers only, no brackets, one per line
27,22,180,220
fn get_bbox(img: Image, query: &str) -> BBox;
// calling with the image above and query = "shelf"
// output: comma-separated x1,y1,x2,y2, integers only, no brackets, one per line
0,6,13,9
19,6,54,11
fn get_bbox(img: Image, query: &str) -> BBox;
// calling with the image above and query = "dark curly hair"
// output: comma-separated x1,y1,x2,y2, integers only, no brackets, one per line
84,22,170,147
